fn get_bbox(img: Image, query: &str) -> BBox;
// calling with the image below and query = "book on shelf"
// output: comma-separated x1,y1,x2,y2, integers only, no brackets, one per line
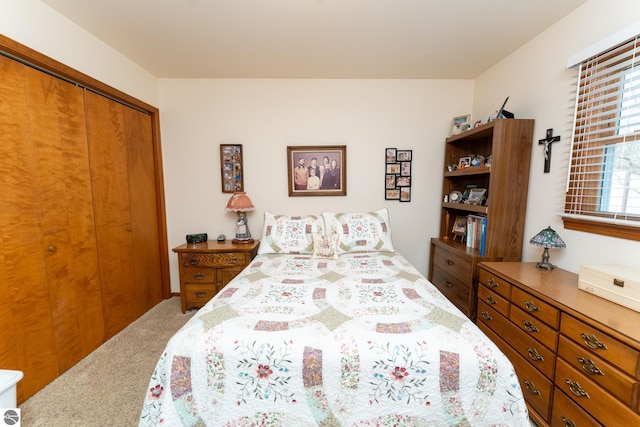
466,214,487,256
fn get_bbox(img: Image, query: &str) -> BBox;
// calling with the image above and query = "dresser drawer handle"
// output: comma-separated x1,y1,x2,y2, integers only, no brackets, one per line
195,290,208,298
188,257,198,265
522,320,539,333
523,379,541,396
523,300,540,312
527,347,544,362
446,259,454,265
580,333,608,350
565,379,590,398
561,416,577,427
193,272,206,280
481,310,492,321
577,357,604,376
486,295,497,305
487,278,499,288
445,281,453,288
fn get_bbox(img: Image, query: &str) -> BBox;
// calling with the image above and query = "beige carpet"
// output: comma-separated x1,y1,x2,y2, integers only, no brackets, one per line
19,297,195,427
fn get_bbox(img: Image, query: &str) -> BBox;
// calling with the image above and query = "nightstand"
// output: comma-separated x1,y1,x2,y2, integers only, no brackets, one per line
173,240,259,312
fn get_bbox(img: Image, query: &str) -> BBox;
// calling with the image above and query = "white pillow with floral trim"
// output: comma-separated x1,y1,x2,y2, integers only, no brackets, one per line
322,208,395,254
258,212,325,255
311,233,340,259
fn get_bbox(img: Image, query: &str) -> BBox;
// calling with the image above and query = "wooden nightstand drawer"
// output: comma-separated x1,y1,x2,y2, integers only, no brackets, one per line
181,267,215,284
431,244,472,287
179,252,248,268
558,335,640,411
510,305,558,352
185,284,217,304
478,284,509,317
431,264,470,314
478,268,512,299
561,313,640,379
555,358,640,426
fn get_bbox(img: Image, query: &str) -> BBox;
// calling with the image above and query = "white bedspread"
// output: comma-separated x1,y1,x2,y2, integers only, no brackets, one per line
139,252,529,426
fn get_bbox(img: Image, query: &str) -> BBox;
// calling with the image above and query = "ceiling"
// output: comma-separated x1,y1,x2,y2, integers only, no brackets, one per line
41,0,588,79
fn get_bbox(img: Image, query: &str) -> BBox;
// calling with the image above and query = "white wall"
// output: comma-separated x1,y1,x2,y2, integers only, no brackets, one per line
473,0,640,272
1,0,159,106
159,79,474,290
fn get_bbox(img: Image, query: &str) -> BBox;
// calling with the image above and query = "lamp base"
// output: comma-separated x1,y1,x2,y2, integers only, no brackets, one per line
232,238,254,245
535,261,556,270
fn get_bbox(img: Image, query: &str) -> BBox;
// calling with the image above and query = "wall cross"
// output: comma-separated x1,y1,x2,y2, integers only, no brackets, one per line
538,128,560,173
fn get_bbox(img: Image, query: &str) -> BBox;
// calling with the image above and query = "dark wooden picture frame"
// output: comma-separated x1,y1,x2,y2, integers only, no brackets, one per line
220,144,244,193
287,145,346,196
452,215,467,240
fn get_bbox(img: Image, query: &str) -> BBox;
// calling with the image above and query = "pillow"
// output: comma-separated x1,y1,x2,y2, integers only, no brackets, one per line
312,233,340,259
322,208,395,254
258,212,325,255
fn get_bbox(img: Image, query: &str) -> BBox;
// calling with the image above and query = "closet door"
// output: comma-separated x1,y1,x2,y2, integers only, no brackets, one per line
85,91,163,339
0,55,105,402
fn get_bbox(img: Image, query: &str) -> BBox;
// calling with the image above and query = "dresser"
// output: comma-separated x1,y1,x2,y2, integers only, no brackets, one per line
173,241,259,312
477,262,640,427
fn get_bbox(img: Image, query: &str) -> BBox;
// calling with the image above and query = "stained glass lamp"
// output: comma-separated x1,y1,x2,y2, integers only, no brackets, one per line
529,226,566,270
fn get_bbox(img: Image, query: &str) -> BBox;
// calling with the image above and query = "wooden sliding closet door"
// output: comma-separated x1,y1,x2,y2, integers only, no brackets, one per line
0,55,105,402
84,91,163,339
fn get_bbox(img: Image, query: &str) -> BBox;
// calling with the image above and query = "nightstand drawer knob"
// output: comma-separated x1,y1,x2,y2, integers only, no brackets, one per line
580,333,608,350
481,310,492,321
446,259,454,265
189,257,198,265
524,300,540,312
48,245,57,253
487,278,498,288
195,290,208,298
193,272,206,280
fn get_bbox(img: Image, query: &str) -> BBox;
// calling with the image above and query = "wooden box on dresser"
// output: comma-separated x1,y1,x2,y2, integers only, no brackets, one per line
477,262,640,427
428,119,534,320
173,240,259,312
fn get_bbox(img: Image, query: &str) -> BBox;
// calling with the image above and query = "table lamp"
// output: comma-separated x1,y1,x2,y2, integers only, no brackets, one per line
226,192,255,244
529,226,566,270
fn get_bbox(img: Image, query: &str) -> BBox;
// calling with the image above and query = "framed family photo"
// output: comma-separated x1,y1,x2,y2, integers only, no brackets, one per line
220,144,244,193
287,145,346,196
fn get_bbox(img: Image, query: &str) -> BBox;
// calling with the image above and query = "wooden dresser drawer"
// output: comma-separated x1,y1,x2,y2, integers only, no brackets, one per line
510,305,559,352
551,389,601,427
558,335,640,411
431,264,471,313
181,267,215,284
511,287,559,329
561,313,640,379
478,267,512,299
431,243,473,285
478,301,555,379
184,284,218,304
478,284,509,317
180,252,248,268
555,358,640,426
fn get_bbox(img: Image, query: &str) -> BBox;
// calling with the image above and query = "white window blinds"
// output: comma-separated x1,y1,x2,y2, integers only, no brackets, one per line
566,34,640,224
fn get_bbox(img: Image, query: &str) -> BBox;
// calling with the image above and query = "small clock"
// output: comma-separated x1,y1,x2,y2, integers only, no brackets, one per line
449,191,463,203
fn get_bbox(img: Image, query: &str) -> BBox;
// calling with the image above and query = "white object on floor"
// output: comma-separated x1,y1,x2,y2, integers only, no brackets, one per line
0,369,23,408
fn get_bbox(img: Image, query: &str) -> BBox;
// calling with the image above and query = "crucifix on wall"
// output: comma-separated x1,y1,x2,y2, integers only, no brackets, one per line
538,128,560,173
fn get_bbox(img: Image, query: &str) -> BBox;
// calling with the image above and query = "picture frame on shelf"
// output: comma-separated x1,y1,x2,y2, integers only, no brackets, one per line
458,156,471,168
452,216,467,240
451,114,471,135
467,188,487,205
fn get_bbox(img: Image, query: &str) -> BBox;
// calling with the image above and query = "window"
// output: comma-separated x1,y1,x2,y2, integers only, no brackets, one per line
564,34,640,241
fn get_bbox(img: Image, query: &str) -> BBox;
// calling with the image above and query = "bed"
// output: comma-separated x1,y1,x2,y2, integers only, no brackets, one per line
139,209,529,426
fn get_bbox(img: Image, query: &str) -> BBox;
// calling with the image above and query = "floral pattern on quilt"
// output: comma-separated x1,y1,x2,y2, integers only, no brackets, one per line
140,252,529,426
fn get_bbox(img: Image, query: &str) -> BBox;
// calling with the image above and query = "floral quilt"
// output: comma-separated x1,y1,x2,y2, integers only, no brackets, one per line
139,252,529,426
